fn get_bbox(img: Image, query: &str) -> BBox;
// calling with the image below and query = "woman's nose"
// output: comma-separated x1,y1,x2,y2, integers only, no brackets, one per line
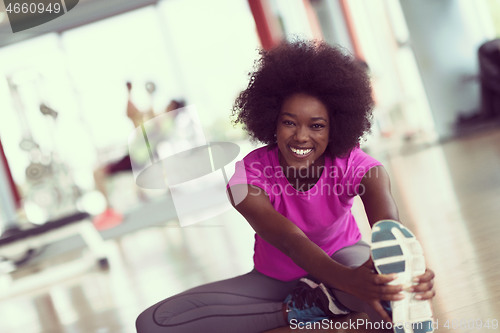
293,126,308,142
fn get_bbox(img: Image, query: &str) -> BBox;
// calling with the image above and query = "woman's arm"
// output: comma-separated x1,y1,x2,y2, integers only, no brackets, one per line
228,183,403,322
359,165,399,226
359,165,436,301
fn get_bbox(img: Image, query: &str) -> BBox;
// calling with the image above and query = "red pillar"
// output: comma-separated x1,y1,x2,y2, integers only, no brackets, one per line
0,137,21,208
339,0,365,60
247,0,283,50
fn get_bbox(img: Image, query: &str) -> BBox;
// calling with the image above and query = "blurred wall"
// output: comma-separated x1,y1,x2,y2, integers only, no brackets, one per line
399,0,496,138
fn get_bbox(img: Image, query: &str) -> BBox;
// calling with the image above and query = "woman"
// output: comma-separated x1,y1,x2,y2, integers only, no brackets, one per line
136,40,435,333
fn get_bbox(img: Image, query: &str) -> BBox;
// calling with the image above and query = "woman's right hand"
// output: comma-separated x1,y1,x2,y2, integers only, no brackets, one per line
231,184,403,323
340,258,404,323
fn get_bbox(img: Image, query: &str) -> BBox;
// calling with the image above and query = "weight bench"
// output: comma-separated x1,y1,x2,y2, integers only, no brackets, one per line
0,211,109,277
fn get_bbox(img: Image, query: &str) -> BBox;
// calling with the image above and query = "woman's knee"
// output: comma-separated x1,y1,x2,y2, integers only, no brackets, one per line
135,294,200,332
136,305,159,333
331,241,370,268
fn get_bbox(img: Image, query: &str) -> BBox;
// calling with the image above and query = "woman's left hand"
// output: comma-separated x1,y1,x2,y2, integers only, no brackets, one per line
409,268,436,300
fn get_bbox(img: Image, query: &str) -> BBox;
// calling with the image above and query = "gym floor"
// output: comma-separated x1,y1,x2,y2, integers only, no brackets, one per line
0,128,499,333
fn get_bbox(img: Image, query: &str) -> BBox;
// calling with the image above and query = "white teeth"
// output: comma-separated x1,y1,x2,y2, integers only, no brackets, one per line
290,147,313,155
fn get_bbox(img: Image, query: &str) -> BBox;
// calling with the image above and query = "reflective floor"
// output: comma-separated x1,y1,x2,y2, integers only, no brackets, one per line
378,128,500,333
1,129,499,333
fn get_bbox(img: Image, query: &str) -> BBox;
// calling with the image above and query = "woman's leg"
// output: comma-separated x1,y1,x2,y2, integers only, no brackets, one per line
329,240,385,322
136,269,298,333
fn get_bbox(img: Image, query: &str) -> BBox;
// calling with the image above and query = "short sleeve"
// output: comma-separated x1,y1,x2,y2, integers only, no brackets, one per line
342,147,382,197
226,148,276,204
227,159,271,191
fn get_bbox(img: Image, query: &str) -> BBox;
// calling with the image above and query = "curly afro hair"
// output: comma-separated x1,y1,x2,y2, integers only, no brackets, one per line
232,39,374,157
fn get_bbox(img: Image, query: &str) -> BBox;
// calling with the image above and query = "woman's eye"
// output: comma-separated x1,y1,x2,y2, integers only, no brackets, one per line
282,120,294,126
311,124,325,129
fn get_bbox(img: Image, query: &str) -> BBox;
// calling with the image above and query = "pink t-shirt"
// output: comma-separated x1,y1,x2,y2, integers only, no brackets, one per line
228,145,382,281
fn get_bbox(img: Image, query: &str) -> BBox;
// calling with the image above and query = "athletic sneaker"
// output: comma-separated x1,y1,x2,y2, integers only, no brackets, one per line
371,220,434,333
284,277,350,323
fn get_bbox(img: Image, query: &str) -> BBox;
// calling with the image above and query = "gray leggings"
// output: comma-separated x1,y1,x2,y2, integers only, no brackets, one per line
135,241,381,333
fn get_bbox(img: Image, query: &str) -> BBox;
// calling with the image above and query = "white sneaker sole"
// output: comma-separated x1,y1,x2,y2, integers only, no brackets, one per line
371,220,434,333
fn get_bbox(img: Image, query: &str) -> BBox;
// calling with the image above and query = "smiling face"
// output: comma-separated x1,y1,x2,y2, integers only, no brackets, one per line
276,93,330,173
